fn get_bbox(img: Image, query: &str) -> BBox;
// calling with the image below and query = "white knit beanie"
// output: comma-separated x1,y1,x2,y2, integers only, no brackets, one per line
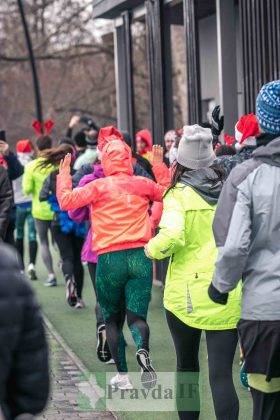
177,125,215,170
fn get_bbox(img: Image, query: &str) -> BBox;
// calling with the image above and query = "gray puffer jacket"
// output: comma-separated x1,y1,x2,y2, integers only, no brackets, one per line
212,136,280,321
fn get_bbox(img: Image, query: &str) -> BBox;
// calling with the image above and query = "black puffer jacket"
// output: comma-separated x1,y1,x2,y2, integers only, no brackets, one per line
0,244,49,419
0,166,13,239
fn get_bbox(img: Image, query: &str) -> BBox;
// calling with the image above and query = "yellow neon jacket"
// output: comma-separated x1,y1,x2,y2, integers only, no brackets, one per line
147,184,241,330
22,157,54,221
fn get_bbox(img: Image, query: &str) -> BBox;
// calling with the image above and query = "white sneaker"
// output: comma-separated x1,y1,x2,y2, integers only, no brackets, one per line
75,299,85,309
110,373,134,390
106,358,115,365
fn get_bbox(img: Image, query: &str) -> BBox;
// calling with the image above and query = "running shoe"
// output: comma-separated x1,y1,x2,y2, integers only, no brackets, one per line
75,299,85,309
106,358,115,365
96,324,112,363
44,276,57,287
136,348,157,389
110,373,133,390
27,263,38,280
66,277,78,307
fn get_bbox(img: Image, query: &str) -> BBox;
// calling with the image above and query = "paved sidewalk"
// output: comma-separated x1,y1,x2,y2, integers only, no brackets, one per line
39,326,115,420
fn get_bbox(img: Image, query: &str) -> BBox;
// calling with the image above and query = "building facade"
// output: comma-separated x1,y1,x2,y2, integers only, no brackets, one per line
93,0,280,144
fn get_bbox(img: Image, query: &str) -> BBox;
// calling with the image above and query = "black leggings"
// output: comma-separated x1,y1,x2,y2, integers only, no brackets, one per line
166,310,239,420
88,262,104,328
52,226,84,298
251,388,280,420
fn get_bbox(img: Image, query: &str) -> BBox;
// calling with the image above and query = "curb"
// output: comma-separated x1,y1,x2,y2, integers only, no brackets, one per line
43,316,118,419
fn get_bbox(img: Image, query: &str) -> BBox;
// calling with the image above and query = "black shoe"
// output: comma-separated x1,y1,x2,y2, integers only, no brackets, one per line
136,348,157,389
96,324,112,363
27,264,38,280
66,277,77,307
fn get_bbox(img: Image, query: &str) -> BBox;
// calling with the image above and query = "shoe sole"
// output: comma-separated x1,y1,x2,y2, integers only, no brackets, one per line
96,327,112,363
44,282,57,287
136,351,157,389
66,279,77,307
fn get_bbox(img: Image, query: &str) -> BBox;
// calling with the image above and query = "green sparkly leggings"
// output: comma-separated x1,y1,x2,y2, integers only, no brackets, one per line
96,247,153,372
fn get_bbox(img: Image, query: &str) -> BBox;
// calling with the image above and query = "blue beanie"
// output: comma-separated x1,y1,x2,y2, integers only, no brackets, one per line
256,80,280,134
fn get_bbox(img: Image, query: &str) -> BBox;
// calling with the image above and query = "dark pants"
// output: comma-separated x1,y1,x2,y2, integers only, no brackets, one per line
52,226,84,298
251,388,280,420
166,310,239,420
88,262,104,328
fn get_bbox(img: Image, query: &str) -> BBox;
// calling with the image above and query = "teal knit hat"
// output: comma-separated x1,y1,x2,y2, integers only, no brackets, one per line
256,80,280,134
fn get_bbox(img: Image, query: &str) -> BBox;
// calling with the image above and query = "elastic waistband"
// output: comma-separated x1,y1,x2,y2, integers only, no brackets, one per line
97,242,146,255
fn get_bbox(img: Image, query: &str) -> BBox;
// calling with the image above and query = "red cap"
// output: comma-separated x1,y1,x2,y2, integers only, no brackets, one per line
16,139,33,153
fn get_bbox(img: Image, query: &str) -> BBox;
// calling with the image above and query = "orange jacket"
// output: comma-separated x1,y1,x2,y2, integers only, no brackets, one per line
57,129,166,255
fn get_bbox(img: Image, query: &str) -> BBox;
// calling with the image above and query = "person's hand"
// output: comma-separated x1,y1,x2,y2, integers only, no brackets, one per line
152,145,163,165
0,140,9,156
144,244,152,259
59,153,71,175
69,115,80,129
211,105,224,137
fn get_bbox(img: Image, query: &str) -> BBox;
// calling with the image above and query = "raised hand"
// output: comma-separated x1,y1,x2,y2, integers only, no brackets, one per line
211,105,224,137
59,153,72,175
69,115,80,129
152,145,163,165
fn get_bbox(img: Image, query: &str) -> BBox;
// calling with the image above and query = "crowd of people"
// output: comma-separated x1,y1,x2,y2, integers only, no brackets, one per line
0,79,279,420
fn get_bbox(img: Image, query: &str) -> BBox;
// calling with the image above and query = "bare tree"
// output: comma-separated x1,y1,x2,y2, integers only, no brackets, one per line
0,0,116,145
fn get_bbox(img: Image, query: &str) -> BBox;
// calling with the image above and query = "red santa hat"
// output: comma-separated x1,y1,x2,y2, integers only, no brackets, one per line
16,139,34,153
235,114,260,146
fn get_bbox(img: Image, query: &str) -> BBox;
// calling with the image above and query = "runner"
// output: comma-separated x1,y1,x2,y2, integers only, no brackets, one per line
146,125,241,420
57,126,166,390
39,143,86,308
209,80,280,420
13,139,38,279
22,135,57,286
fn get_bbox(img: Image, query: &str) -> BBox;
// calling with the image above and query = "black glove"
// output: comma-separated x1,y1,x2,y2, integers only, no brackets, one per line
208,283,228,305
211,105,224,137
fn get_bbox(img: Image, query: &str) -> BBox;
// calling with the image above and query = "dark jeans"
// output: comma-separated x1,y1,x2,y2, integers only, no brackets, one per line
251,388,280,420
166,310,239,420
52,226,84,298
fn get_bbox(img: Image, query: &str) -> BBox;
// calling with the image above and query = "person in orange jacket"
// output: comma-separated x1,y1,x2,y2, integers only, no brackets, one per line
57,126,166,390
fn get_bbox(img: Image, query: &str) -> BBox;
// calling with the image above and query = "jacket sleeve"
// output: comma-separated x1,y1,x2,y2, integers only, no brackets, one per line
57,171,99,211
0,168,13,239
152,162,171,187
39,174,51,202
147,189,186,259
9,281,49,417
145,179,166,203
22,163,34,196
5,152,24,181
212,180,252,293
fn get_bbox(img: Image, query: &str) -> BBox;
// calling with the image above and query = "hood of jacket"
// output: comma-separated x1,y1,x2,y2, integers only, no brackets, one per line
253,136,280,167
136,129,153,155
101,138,133,177
180,168,223,205
98,126,124,151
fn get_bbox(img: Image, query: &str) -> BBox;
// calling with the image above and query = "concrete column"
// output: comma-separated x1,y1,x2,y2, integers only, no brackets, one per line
216,0,238,134
114,12,135,139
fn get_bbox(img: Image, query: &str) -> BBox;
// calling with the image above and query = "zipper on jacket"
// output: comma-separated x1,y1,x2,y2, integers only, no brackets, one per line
195,273,198,279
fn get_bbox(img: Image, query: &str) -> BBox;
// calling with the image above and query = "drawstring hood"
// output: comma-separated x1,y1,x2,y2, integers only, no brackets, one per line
99,126,133,177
